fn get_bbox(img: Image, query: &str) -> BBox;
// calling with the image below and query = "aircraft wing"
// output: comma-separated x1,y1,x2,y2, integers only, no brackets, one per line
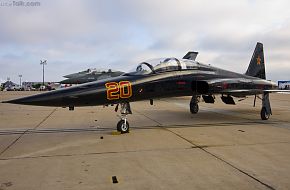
218,89,263,96
264,90,290,94
203,77,288,96
264,90,290,92
218,89,290,96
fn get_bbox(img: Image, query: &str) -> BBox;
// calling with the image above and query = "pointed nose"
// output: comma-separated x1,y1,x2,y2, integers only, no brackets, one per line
1,92,63,106
2,99,17,104
2,96,43,105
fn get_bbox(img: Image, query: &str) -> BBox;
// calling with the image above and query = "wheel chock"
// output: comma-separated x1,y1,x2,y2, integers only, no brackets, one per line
111,131,121,135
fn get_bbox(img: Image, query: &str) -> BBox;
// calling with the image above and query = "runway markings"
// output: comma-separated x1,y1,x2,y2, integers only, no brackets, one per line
0,108,57,157
165,127,276,190
0,127,104,135
134,109,277,190
0,147,194,161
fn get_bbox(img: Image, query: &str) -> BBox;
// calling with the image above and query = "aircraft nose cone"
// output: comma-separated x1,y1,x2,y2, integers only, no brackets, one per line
1,96,38,105
2,100,15,104
1,92,61,106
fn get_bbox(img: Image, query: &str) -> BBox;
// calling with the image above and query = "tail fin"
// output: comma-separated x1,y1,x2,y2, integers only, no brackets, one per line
245,42,266,79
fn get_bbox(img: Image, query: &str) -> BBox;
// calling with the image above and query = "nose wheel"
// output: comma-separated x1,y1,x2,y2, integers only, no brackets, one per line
117,118,130,133
115,102,132,134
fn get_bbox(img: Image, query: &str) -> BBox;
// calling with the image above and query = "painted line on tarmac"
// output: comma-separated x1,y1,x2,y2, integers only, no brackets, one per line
0,127,104,135
0,108,58,157
165,128,276,190
0,147,193,161
135,107,276,190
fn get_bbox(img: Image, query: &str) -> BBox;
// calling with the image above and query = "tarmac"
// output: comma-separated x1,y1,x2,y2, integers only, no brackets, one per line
0,91,290,190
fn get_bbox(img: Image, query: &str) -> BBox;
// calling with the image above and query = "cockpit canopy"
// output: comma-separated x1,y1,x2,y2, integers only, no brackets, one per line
130,58,201,75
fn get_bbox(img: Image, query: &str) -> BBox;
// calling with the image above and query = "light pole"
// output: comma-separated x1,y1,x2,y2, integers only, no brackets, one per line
18,74,22,89
40,60,47,90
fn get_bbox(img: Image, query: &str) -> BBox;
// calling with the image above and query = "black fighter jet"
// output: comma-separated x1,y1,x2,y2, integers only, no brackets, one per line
2,42,286,133
60,69,124,84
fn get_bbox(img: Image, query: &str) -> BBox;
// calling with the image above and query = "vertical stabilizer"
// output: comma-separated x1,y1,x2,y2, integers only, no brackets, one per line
245,42,266,79
183,52,198,61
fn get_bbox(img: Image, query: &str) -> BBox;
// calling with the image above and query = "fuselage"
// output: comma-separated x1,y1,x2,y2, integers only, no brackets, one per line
5,61,277,107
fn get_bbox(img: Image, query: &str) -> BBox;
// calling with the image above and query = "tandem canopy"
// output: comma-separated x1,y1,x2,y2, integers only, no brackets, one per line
129,58,201,75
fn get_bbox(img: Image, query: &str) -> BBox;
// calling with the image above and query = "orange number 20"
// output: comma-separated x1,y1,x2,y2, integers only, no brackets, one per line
105,81,132,100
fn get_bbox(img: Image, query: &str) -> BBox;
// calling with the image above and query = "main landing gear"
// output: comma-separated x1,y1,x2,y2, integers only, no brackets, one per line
260,107,270,120
115,102,132,133
260,92,272,120
190,95,199,114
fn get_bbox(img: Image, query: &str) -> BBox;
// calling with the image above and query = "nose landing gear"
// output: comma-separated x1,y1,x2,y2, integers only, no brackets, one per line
115,102,132,133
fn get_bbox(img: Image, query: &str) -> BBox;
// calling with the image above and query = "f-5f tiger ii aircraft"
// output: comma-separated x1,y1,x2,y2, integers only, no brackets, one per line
3,42,287,133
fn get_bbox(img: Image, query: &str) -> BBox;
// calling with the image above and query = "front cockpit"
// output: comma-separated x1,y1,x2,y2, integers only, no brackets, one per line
128,58,201,76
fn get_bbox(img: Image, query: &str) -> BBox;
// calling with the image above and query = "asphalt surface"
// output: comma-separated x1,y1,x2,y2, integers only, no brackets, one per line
0,91,290,190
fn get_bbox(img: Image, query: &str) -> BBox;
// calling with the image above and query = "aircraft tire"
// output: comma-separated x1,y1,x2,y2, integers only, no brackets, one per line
260,107,270,120
117,120,129,133
190,103,199,114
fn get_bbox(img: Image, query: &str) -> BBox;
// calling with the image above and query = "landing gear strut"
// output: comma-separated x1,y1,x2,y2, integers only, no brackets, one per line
115,102,132,133
190,95,199,114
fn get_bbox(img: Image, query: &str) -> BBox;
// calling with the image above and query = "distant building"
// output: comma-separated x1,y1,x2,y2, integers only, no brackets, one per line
22,82,61,91
22,82,42,90
278,81,290,90
2,81,19,91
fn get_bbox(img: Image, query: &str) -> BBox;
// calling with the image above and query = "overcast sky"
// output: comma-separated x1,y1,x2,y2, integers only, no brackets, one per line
0,0,290,83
